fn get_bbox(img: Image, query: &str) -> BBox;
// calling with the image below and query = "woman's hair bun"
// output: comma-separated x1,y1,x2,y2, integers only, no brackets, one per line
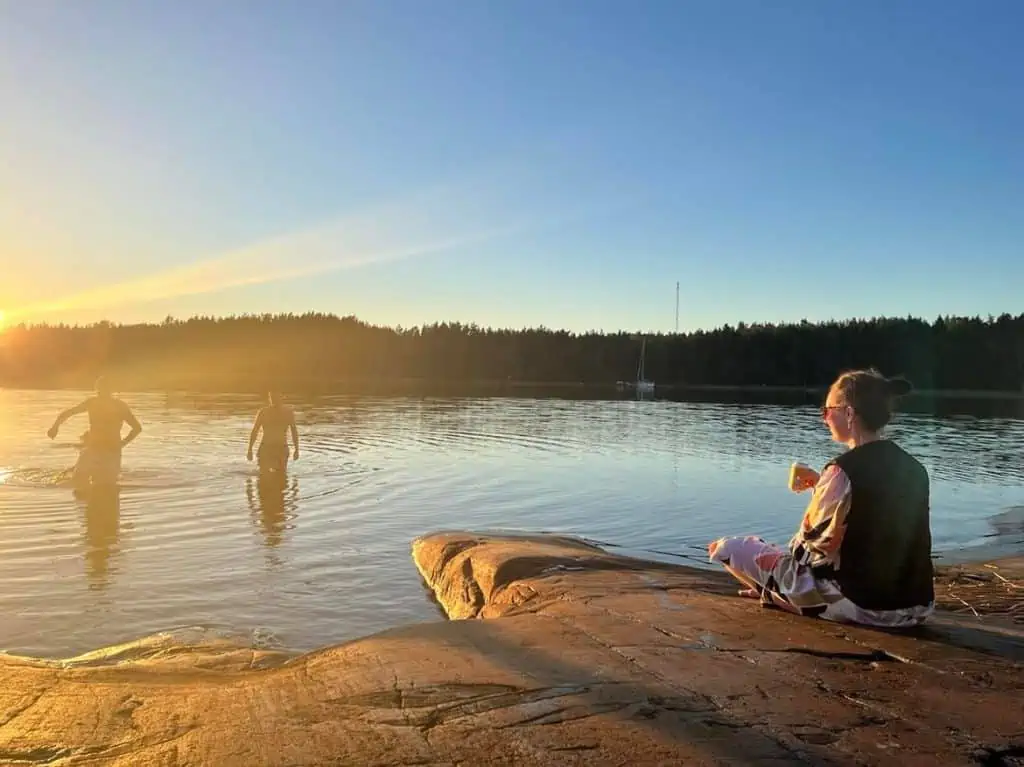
886,376,912,397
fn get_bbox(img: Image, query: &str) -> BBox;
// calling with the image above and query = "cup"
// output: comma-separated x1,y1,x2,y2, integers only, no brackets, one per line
789,462,815,493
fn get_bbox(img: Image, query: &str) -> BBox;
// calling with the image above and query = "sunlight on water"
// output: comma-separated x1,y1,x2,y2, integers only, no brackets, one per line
0,388,1022,657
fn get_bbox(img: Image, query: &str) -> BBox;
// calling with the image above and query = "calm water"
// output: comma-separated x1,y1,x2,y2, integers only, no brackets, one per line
1,388,1022,658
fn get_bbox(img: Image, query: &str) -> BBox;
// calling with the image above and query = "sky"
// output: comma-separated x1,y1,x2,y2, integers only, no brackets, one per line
1,0,1022,334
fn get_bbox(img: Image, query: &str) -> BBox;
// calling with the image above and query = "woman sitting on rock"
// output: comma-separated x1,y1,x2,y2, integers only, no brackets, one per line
709,368,935,627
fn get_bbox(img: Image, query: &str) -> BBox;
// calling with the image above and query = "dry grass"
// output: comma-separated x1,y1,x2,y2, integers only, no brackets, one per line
934,560,1023,624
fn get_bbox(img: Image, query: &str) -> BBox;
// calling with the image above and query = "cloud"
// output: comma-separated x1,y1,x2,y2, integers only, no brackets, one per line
6,179,538,321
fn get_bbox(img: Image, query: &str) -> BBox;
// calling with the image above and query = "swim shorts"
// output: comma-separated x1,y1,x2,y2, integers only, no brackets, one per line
257,441,289,472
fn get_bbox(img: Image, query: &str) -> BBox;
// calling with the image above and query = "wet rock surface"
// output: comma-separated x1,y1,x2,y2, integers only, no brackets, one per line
0,532,1020,765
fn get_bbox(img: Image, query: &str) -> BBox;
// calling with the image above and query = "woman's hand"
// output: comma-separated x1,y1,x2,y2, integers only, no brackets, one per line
801,469,820,490
792,465,820,492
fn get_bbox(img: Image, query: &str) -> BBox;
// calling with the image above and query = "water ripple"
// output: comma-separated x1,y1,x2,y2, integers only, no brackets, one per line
0,389,1022,657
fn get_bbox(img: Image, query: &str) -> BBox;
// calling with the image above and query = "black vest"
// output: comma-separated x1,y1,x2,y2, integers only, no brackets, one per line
814,440,934,611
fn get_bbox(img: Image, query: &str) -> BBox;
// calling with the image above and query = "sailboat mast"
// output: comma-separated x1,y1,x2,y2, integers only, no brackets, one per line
675,281,679,334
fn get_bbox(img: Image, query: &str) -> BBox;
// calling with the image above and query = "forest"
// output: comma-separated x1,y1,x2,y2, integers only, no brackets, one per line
0,312,1022,394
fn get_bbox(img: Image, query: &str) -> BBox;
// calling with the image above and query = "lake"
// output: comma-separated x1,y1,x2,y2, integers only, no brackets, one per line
1,388,1022,658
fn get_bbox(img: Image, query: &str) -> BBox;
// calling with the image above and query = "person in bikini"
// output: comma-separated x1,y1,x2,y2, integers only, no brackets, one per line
246,392,299,475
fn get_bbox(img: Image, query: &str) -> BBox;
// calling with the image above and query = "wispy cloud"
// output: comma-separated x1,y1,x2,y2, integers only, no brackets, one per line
6,179,540,322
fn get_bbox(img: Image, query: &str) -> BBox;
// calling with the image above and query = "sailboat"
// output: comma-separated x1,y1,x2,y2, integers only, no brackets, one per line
635,338,655,394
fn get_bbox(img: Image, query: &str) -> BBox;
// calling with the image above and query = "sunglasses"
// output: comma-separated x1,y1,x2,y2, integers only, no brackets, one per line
821,404,848,417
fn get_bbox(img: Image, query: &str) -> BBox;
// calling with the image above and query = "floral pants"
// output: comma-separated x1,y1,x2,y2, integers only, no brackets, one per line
708,535,933,628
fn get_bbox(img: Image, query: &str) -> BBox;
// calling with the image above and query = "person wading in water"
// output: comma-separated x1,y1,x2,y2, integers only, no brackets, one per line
47,377,143,493
247,392,299,475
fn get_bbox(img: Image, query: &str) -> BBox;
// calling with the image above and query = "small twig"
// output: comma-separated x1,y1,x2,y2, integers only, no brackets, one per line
951,596,980,618
982,566,1023,589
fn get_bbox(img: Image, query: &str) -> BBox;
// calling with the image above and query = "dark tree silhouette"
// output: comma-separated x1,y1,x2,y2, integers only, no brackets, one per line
0,312,1021,394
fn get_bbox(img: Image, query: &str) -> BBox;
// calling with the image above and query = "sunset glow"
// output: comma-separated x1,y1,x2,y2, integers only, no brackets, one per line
1,180,542,327
1,2,1021,333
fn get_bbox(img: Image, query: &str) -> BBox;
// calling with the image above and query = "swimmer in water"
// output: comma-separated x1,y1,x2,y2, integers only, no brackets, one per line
47,377,142,490
246,391,299,475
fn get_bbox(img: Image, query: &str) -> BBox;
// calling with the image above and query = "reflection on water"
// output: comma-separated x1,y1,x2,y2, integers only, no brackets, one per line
81,487,122,591
246,475,299,551
0,387,1021,657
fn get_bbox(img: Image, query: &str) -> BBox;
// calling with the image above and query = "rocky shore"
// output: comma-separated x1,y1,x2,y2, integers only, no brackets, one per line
0,533,1021,765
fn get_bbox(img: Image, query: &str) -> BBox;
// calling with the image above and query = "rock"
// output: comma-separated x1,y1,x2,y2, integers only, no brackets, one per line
0,532,1021,765
411,533,1024,764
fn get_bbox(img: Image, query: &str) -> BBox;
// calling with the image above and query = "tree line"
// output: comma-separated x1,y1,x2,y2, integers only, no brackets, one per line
0,312,1022,394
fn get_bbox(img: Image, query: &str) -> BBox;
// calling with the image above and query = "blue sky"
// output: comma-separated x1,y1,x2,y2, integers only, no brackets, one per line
1,0,1022,333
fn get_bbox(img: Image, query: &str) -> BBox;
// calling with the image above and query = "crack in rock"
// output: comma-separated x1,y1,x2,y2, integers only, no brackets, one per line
775,648,901,663
494,700,632,728
343,684,601,730
0,683,57,730
0,746,73,765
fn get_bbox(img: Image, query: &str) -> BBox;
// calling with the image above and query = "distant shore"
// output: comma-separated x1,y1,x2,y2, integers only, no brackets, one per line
3,379,1024,400
624,382,1024,400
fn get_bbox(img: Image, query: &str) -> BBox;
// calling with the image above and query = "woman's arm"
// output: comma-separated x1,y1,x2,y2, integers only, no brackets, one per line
788,464,852,570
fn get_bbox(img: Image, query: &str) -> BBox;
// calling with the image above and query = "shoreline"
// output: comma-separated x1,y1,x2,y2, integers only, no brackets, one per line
932,537,1024,567
1,532,1019,765
3,545,1018,665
